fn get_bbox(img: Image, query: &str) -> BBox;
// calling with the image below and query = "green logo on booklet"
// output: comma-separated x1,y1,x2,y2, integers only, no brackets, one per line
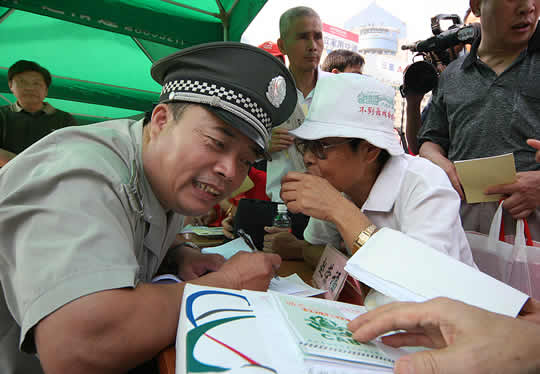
306,315,365,346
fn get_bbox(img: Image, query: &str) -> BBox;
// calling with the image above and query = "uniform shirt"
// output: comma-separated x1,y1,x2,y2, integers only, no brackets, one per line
0,119,183,373
304,154,476,267
0,102,77,154
418,24,540,172
266,69,332,201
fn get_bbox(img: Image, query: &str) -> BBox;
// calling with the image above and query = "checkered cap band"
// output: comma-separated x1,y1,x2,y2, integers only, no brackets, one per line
161,79,272,129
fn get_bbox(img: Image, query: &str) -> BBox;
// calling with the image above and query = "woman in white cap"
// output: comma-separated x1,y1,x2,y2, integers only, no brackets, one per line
267,73,476,285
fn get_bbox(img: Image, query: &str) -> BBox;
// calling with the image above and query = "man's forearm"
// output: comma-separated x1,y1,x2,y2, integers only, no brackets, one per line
35,271,235,374
405,96,423,154
418,141,448,164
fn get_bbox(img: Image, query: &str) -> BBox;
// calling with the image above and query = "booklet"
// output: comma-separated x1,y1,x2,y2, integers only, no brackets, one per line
274,294,394,369
344,228,529,317
176,284,397,374
454,153,516,203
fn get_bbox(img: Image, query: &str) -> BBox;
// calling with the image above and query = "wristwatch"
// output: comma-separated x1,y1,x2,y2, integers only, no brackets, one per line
351,224,377,254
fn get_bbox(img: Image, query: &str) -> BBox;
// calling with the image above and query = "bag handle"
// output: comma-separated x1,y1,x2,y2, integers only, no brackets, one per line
497,199,533,246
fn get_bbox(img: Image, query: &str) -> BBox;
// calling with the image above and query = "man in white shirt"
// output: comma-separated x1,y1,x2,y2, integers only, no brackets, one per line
275,74,476,273
265,6,331,201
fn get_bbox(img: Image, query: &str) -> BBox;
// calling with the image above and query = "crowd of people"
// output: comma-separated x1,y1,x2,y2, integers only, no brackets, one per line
1,0,540,373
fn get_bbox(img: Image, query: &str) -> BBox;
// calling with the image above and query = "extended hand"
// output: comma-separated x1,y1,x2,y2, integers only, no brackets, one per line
348,297,540,374
280,171,346,222
484,171,540,219
177,245,225,281
269,128,295,153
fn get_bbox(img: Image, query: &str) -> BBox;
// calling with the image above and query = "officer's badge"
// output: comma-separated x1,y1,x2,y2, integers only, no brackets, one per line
266,76,286,108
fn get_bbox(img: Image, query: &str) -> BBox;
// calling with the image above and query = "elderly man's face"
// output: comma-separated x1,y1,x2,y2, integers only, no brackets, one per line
143,104,258,216
476,0,540,50
8,71,48,111
278,16,324,72
301,137,372,195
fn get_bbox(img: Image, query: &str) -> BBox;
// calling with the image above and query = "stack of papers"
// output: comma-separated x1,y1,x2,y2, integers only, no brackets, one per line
344,228,528,317
181,225,224,237
201,237,253,259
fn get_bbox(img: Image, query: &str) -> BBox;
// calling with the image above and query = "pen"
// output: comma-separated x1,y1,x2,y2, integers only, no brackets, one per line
237,229,279,279
237,228,257,251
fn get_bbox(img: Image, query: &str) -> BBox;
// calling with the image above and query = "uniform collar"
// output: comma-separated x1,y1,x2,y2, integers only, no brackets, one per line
361,154,407,212
463,21,540,69
129,120,168,228
12,101,55,114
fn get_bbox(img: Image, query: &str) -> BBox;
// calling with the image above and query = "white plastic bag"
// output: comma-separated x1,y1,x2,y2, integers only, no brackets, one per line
467,202,540,299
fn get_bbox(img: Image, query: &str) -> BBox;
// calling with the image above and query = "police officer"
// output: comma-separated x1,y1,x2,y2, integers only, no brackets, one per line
0,42,297,374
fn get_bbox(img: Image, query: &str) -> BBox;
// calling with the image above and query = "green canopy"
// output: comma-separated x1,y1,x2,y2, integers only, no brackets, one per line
0,0,267,124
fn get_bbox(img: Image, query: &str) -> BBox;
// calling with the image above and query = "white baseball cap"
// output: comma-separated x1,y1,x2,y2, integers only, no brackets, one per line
290,73,404,156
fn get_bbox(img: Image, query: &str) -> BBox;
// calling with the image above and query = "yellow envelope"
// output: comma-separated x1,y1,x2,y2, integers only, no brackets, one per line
454,153,516,203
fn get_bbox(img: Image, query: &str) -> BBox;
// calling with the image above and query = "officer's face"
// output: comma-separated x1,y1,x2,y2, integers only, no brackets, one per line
143,104,258,216
474,0,540,51
278,16,323,72
8,71,48,111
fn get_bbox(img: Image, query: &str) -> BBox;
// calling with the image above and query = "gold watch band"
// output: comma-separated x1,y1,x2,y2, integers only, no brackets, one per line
351,224,377,254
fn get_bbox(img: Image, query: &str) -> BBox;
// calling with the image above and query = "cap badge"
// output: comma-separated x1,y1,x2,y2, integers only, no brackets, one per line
266,76,286,108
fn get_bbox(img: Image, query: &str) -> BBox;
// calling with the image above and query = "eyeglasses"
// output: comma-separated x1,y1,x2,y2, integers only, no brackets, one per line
294,138,354,160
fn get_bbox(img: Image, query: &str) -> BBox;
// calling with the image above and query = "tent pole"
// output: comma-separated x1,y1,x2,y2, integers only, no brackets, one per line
0,8,15,25
215,0,241,41
132,37,155,63
157,0,218,17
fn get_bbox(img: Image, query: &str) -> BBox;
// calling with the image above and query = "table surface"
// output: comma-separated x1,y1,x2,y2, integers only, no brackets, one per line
156,259,314,374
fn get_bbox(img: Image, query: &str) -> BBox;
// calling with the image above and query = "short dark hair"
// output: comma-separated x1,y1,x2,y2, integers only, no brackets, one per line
279,6,320,38
142,102,192,127
8,60,52,88
349,138,390,167
321,50,365,73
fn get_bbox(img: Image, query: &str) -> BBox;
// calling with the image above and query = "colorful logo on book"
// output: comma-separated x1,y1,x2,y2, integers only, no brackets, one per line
185,290,277,373
306,315,363,346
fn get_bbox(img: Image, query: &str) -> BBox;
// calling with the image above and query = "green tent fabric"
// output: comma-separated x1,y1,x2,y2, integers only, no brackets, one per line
0,0,267,124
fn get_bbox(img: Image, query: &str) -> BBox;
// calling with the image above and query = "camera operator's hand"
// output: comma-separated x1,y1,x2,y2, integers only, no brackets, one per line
419,142,464,199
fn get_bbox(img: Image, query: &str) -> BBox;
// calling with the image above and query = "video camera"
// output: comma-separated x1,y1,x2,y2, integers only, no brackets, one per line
400,14,481,97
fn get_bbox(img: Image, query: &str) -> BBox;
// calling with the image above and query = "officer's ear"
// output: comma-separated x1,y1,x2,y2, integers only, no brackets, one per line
148,104,170,137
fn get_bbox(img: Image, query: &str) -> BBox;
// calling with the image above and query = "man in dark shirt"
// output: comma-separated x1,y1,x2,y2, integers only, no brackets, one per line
418,0,540,239
0,60,77,166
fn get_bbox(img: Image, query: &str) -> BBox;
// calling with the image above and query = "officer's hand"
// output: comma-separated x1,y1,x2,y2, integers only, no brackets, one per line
218,251,281,291
177,245,225,281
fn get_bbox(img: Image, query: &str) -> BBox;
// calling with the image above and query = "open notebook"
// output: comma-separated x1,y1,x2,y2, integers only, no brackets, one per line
176,284,404,373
